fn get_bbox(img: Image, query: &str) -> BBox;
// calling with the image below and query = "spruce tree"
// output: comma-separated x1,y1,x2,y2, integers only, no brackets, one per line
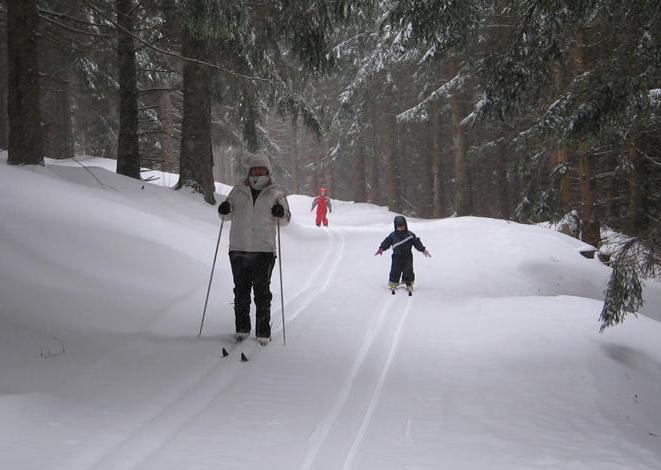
7,0,43,165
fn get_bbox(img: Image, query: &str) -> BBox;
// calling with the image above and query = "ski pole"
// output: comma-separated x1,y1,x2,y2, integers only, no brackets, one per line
199,217,224,337
277,218,286,345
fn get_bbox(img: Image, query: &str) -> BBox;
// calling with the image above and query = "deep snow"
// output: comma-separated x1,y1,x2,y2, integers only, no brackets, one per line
1,154,660,470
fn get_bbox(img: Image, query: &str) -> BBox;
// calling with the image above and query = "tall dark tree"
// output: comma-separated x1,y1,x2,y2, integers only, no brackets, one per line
174,0,352,203
174,0,219,203
463,0,661,329
7,0,43,165
39,0,77,160
115,0,140,178
0,11,8,151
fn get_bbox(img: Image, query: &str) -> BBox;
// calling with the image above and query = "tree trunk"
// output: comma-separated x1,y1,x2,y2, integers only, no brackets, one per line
177,61,215,203
552,63,571,207
57,78,74,159
288,120,300,194
577,140,599,247
552,147,571,206
158,85,176,174
628,144,645,234
365,96,379,204
495,142,510,218
0,31,7,150
430,101,445,218
311,133,321,193
382,94,400,212
489,1,509,219
116,0,140,178
41,73,74,159
572,30,599,247
0,81,8,150
7,0,43,165
448,56,471,215
353,137,367,203
176,2,215,204
315,138,326,192
322,135,332,193
603,151,619,229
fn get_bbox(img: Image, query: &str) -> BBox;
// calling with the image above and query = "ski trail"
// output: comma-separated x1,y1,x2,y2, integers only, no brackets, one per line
275,226,345,327
297,294,394,470
79,228,343,470
280,227,336,308
79,353,243,470
340,297,413,470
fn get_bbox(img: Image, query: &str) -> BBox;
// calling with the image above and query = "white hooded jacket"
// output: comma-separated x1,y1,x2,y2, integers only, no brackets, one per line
222,179,291,254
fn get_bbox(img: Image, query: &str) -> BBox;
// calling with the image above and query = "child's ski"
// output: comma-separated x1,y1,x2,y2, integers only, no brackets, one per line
388,283,414,296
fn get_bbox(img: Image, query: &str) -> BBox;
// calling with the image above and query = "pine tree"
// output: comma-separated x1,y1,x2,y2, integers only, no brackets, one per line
465,0,661,329
0,5,8,151
116,0,140,178
6,0,44,165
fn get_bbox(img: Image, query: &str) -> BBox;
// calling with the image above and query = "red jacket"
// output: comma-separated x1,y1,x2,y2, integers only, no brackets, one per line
311,195,332,214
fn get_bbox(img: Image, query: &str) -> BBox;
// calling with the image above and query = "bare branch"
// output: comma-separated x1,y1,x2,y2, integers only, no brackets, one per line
38,12,112,39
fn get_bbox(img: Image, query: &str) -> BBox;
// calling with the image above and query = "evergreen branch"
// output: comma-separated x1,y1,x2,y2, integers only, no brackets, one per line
339,26,393,104
332,30,378,55
397,68,466,123
82,0,273,84
600,238,645,332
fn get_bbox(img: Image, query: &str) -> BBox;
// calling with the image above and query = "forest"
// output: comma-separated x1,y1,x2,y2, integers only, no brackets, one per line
1,0,660,330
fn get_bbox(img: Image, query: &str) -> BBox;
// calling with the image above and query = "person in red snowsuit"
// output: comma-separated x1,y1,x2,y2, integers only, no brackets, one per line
311,187,332,227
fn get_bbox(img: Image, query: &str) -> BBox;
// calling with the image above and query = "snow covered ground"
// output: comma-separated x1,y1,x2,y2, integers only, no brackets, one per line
1,154,660,470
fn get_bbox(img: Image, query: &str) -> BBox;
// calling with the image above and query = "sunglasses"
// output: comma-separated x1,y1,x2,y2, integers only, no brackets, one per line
249,167,269,176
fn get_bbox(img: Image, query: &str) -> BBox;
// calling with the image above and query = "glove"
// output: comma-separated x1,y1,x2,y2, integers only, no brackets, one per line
375,248,384,256
218,200,231,215
423,249,431,258
272,203,285,218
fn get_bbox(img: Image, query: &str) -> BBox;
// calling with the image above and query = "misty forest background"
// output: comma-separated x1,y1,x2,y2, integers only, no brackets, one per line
1,0,660,331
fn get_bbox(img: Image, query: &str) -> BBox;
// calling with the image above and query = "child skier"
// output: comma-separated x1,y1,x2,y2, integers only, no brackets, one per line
375,215,431,293
311,187,332,227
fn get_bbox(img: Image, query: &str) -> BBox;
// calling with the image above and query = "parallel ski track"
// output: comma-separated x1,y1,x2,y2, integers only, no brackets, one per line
340,297,413,470
278,226,338,314
276,226,346,327
298,295,413,470
80,226,346,470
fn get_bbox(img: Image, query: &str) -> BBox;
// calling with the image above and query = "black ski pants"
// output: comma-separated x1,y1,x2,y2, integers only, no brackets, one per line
229,251,276,338
389,254,415,285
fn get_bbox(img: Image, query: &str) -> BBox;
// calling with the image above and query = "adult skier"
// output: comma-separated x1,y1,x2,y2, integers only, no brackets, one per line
311,187,332,227
217,154,291,345
375,215,431,291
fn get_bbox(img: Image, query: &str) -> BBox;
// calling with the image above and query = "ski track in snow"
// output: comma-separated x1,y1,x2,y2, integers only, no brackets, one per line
42,283,208,470
340,297,413,470
297,293,412,470
84,354,246,470
78,227,344,470
276,227,346,329
278,227,336,315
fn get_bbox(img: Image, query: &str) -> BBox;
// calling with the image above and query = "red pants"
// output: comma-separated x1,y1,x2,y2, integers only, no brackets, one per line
316,210,328,226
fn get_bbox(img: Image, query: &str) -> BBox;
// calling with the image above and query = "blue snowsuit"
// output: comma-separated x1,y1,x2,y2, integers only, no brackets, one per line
379,216,426,285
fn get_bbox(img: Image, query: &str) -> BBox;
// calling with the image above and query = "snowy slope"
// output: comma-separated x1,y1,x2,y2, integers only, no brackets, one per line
1,154,660,470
